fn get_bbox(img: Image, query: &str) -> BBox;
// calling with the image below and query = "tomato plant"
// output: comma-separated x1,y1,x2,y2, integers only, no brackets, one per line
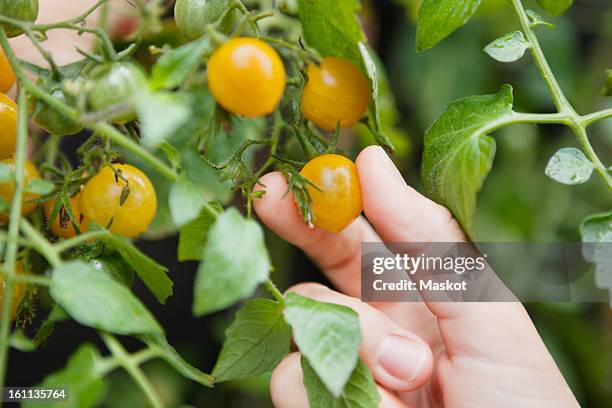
87,62,148,124
299,154,362,232
301,57,371,130
0,47,15,92
0,0,39,38
31,86,83,136
80,164,157,238
0,0,609,407
207,37,286,117
0,92,16,159
0,158,41,223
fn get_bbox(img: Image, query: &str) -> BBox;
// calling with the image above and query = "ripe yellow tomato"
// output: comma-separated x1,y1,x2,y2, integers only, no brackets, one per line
0,260,26,321
207,38,286,117
0,47,16,93
79,164,157,238
0,159,42,223
298,154,362,232
44,193,83,238
0,93,17,160
301,57,370,130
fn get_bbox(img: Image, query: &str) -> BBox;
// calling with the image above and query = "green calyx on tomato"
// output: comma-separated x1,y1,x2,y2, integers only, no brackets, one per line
0,0,39,38
31,85,83,136
174,0,237,40
87,62,148,124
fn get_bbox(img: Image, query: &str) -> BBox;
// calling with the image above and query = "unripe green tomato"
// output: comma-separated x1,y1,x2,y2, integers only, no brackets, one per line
90,255,135,287
87,62,147,124
0,0,39,38
31,87,83,136
174,0,236,40
278,0,298,15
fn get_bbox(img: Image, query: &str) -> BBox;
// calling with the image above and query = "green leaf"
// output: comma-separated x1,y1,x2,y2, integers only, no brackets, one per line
302,357,379,408
537,0,573,16
96,229,173,303
581,212,612,243
416,0,481,52
545,147,594,185
484,31,531,63
23,344,106,408
178,201,223,262
526,10,556,30
358,42,380,129
297,0,365,64
422,85,515,236
137,91,191,146
25,178,55,195
0,162,13,182
212,298,291,382
9,329,36,352
150,38,210,90
50,261,162,334
193,208,271,315
142,334,214,387
169,178,206,227
604,69,612,97
284,293,361,397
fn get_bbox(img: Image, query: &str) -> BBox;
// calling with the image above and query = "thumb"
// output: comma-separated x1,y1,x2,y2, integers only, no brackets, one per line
355,146,563,370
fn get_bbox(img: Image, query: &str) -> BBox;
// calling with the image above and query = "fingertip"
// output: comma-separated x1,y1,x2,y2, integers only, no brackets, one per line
270,353,309,408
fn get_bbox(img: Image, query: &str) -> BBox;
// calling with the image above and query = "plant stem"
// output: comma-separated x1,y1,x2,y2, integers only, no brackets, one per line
53,231,109,253
581,108,612,127
11,273,52,286
0,86,29,393
511,0,611,191
264,279,285,305
20,220,62,267
511,0,573,114
101,333,165,408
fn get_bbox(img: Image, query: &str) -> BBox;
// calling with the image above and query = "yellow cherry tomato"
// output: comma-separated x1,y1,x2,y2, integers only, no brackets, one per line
80,164,157,238
0,93,17,160
207,37,286,117
0,48,16,93
0,159,41,223
44,193,83,238
0,261,26,321
301,57,370,130
299,154,362,232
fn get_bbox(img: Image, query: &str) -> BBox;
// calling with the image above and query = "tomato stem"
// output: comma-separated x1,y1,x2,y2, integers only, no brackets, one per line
264,279,285,305
101,333,165,408
0,85,29,392
510,0,612,191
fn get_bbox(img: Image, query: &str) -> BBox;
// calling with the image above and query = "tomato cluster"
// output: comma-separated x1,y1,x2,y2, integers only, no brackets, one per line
200,28,370,232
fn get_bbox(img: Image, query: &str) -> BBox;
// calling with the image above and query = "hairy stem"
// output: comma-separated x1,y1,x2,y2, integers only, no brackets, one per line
0,86,28,392
511,0,573,114
511,0,611,191
101,333,165,408
264,279,285,305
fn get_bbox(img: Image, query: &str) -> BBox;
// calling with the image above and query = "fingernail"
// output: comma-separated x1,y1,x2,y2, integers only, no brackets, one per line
373,146,405,184
377,334,428,383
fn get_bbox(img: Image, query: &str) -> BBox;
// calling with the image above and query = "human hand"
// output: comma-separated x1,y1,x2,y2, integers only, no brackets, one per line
254,145,579,407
